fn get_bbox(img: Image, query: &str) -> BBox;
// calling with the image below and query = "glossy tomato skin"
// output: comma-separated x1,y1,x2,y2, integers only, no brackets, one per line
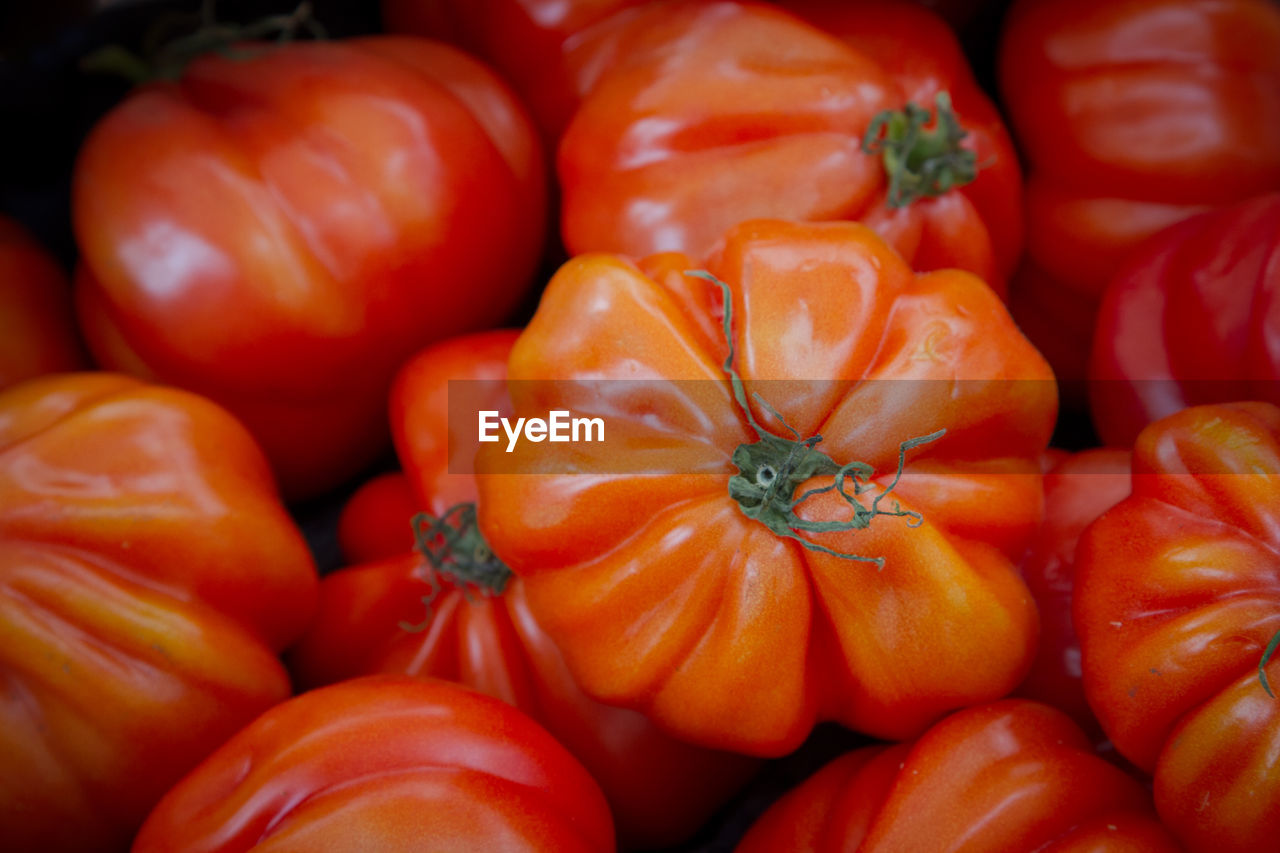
336,469,421,563
0,215,86,390
999,0,1280,386
477,219,1056,755
132,675,616,852
0,372,317,852
1075,402,1280,852
73,36,547,500
290,330,761,850
1090,193,1280,447
735,700,1183,852
386,328,519,514
381,0,650,141
1015,448,1131,739
771,0,1024,290
558,0,1021,293
381,0,995,141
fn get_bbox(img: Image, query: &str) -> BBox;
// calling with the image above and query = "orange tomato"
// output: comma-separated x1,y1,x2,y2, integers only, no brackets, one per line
1076,402,1280,851
0,373,317,851
477,219,1056,755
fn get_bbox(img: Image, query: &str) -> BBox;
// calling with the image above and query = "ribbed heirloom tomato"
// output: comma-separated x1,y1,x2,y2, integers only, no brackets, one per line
0,373,318,852
132,676,617,852
290,329,760,850
476,218,1057,755
1075,402,1280,852
999,0,1280,388
73,34,547,499
770,0,1024,290
1090,193,1280,447
383,0,1021,292
381,0,652,141
735,700,1182,852
557,0,1023,295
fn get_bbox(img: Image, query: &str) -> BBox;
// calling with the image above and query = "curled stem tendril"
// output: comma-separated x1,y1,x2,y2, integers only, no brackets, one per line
399,502,511,633
684,269,944,569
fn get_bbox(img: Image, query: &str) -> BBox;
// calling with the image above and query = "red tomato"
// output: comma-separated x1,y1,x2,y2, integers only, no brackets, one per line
1016,447,1131,740
558,0,1022,294
999,0,1280,386
387,328,519,513
73,36,547,499
0,372,317,852
336,469,420,563
476,219,1056,755
736,700,1183,852
1090,193,1280,447
1075,402,1280,852
381,0,650,141
132,675,616,852
0,215,86,390
382,0,1001,143
771,0,1024,289
290,330,761,849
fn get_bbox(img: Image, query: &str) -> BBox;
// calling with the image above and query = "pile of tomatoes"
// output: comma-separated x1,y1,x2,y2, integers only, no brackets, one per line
3,0,1280,850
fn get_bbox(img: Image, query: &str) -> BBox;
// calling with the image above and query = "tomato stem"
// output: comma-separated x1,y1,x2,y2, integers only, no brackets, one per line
685,270,943,568
862,91,977,208
399,502,511,633
79,1,326,83
1260,629,1280,698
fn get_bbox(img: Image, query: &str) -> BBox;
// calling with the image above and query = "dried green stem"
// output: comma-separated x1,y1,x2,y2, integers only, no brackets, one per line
399,502,512,633
1260,629,1280,698
80,1,325,84
862,91,977,208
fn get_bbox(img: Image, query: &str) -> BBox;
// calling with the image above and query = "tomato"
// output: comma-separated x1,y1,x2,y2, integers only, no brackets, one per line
381,0,650,141
1015,447,1131,741
132,675,616,852
0,372,318,852
290,329,760,849
1090,193,1280,447
0,215,86,390
557,0,1023,294
1075,402,1280,852
73,35,547,500
476,219,1056,755
735,700,1182,852
998,0,1280,388
770,0,1024,289
382,0,1002,143
336,469,420,564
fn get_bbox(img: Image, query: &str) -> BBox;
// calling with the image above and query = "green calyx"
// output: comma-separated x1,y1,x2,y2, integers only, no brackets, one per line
80,0,325,84
685,270,944,569
400,502,511,633
862,91,977,209
1260,629,1280,698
